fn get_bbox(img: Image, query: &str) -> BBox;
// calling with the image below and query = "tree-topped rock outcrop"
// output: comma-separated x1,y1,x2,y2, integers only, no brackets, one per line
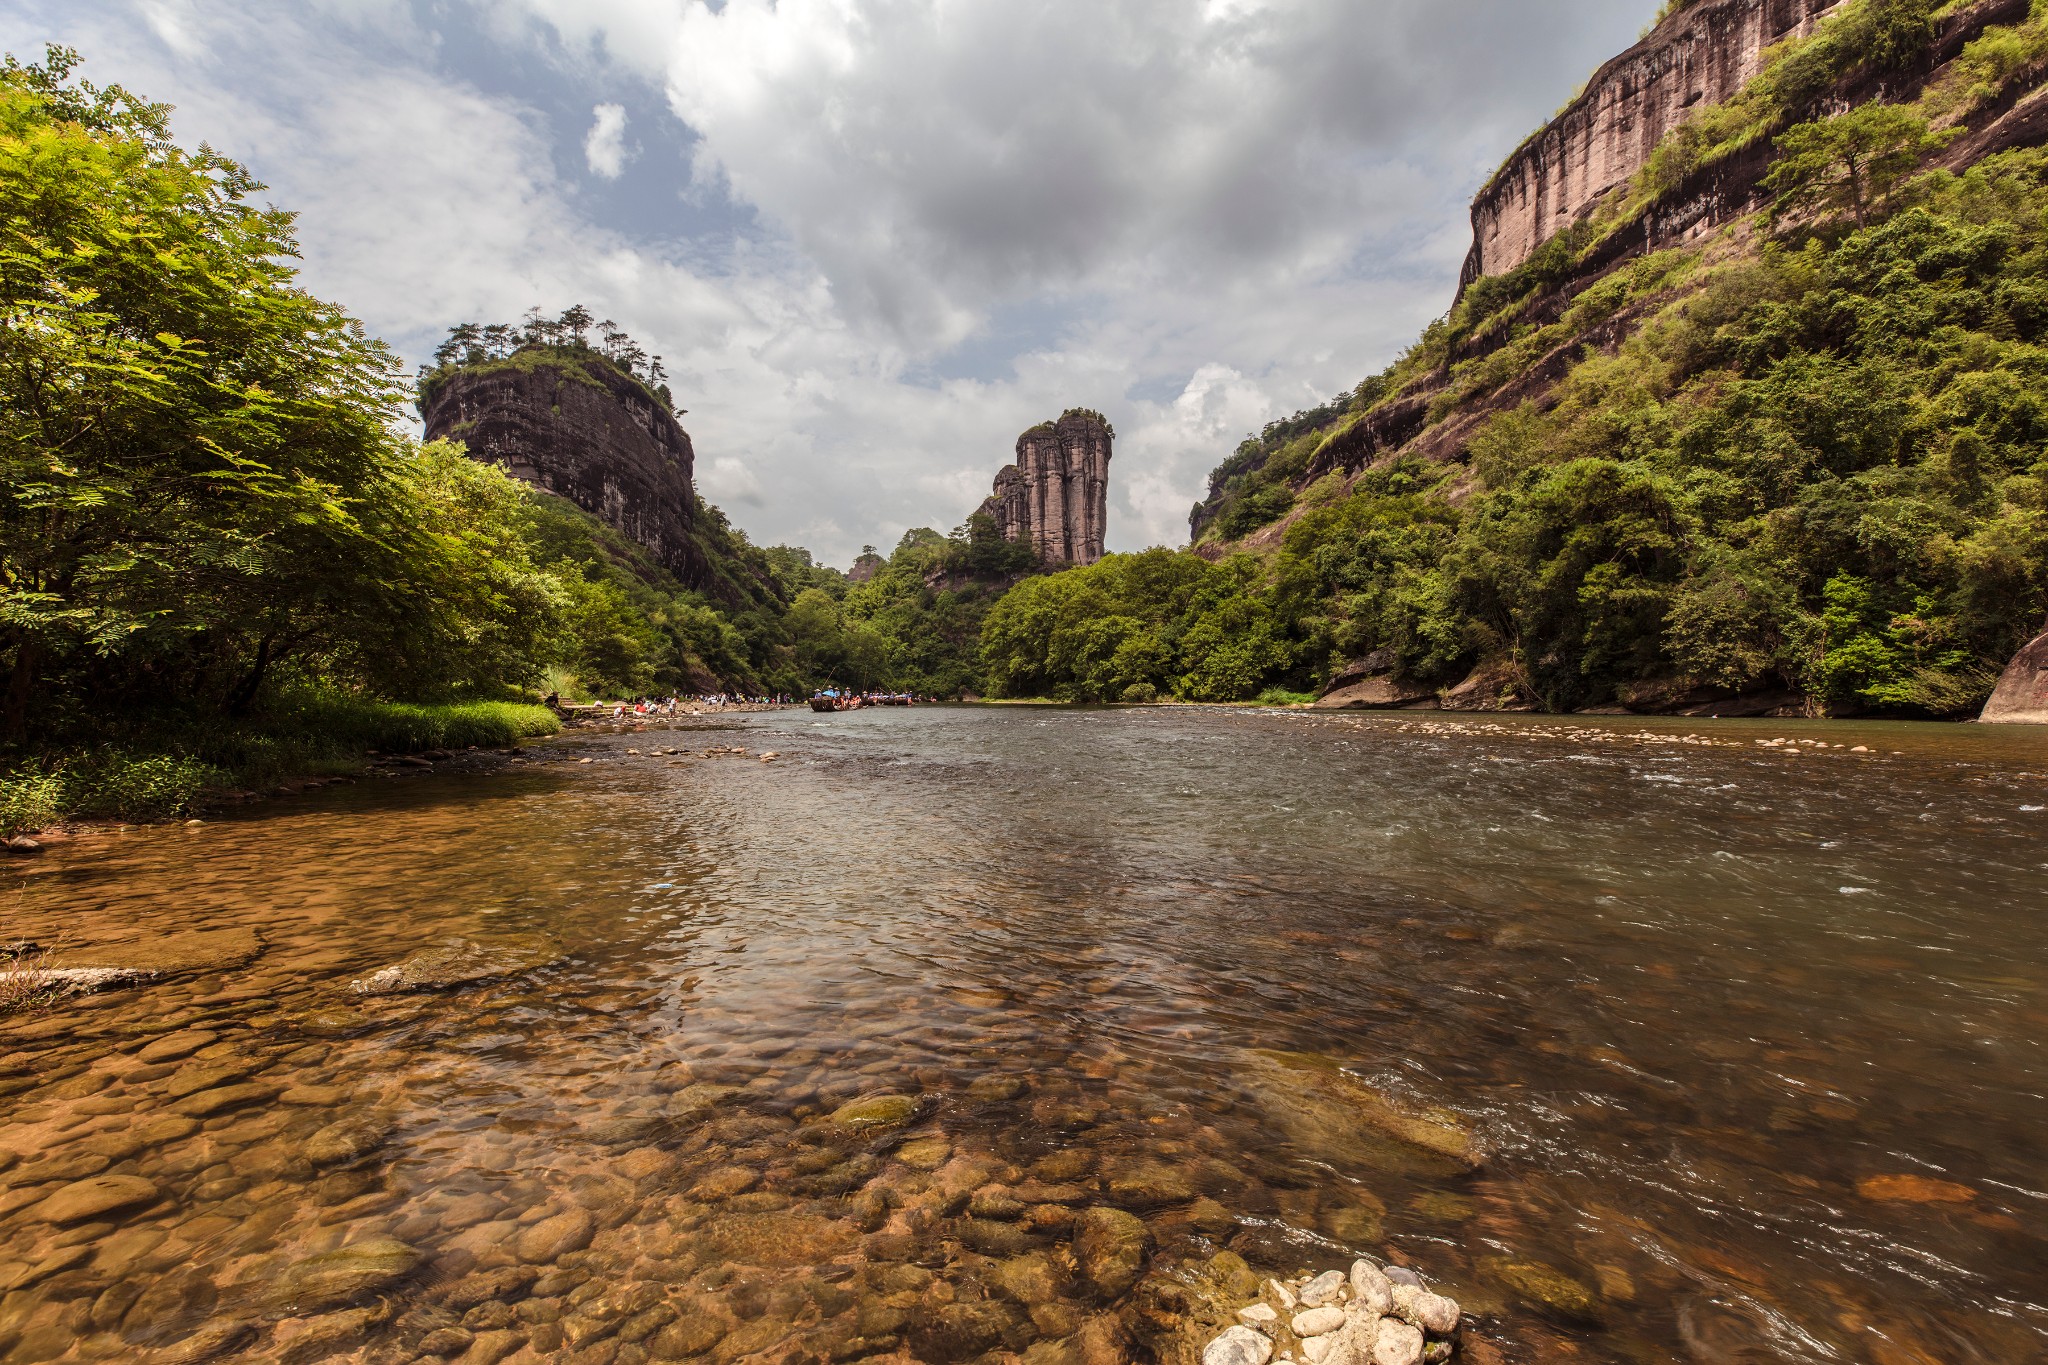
419,309,705,587
980,409,1114,566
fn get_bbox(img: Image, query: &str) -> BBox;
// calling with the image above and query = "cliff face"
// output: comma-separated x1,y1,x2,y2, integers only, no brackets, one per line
981,410,1114,565
1464,0,1847,288
422,357,705,585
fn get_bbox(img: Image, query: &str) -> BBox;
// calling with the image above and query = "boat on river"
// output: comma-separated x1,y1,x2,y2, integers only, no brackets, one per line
809,693,863,712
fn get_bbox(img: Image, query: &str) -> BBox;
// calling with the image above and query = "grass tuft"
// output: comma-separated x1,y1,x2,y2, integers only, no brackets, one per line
0,696,560,834
0,938,63,1016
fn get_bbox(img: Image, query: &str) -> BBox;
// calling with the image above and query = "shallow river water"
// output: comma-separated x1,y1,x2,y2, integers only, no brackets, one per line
2,706,2046,1365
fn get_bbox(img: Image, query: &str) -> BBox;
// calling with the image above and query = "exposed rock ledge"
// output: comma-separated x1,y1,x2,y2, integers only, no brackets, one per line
1980,620,2048,723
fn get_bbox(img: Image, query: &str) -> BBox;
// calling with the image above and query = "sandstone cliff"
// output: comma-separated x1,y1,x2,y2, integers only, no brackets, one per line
1463,0,2040,291
980,409,1114,565
421,353,706,586
1464,0,1848,287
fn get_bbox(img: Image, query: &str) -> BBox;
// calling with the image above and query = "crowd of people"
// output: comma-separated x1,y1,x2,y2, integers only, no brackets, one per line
542,692,801,717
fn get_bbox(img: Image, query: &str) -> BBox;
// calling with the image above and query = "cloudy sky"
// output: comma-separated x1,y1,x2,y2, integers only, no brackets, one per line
4,0,1660,567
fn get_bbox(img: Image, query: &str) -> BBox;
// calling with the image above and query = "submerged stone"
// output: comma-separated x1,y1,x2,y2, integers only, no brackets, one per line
515,1209,597,1264
701,1211,858,1268
58,927,264,980
348,933,564,995
30,1175,159,1224
304,1116,392,1166
1104,1158,1198,1209
273,1238,422,1311
1242,1051,1481,1169
1072,1207,1151,1300
895,1135,952,1169
1483,1257,1603,1323
829,1093,921,1131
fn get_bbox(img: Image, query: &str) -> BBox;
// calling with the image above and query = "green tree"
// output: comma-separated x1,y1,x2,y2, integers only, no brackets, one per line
1765,105,1955,227
0,47,453,733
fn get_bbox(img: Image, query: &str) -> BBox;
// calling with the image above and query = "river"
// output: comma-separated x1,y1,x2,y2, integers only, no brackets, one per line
2,706,2045,1364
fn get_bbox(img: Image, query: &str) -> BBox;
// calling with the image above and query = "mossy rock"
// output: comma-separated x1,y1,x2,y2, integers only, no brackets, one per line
348,933,563,995
829,1093,922,1132
1482,1257,1605,1324
271,1238,422,1311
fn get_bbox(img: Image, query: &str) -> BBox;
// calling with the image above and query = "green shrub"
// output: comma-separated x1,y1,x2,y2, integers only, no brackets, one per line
0,769,62,836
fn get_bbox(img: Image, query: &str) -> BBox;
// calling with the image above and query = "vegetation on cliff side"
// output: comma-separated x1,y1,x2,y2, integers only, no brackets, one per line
1023,6,2048,714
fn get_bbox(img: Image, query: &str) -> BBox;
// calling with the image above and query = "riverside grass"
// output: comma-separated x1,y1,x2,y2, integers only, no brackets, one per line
0,698,559,835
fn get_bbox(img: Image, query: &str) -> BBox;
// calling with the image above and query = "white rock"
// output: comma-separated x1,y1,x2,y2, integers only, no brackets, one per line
1348,1262,1394,1316
1371,1319,1423,1365
1205,1326,1276,1365
1318,1314,1381,1365
1239,1304,1278,1325
1300,1270,1347,1307
1290,1306,1346,1338
1268,1279,1298,1310
1301,1337,1335,1365
1390,1284,1459,1336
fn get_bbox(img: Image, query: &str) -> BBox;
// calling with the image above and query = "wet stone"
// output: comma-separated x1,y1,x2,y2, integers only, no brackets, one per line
1294,1305,1346,1337
1390,1284,1459,1336
348,934,565,995
701,1211,858,1268
169,1082,279,1117
1350,1263,1394,1316
137,1030,219,1064
1072,1207,1150,1301
304,1116,391,1166
1300,1270,1347,1306
829,1093,921,1131
152,1317,256,1364
516,1209,597,1264
272,1237,423,1311
1204,1325,1275,1365
30,1174,158,1224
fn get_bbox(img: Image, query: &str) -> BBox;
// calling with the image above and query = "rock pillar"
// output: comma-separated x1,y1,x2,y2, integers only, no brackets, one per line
978,409,1113,565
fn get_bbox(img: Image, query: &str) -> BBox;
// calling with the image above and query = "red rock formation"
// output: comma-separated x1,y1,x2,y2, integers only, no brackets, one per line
981,410,1113,565
422,355,705,584
1980,620,2048,723
1463,0,1846,287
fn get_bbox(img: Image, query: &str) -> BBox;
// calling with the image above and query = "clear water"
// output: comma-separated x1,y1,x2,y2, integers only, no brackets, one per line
2,706,2045,1364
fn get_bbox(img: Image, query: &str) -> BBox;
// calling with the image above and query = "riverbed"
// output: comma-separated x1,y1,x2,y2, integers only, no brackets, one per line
2,706,2045,1364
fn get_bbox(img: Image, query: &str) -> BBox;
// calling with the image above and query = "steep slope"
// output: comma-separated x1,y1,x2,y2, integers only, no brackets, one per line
1185,0,2048,716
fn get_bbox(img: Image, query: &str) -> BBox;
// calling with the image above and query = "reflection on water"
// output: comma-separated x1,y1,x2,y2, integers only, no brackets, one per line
2,706,2045,1364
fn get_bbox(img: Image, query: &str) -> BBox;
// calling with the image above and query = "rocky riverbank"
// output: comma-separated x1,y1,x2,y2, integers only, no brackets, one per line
1203,1260,1462,1365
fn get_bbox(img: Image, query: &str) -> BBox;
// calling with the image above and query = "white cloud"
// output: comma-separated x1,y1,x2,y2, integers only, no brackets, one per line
703,454,766,507
2,0,1664,565
583,101,630,179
